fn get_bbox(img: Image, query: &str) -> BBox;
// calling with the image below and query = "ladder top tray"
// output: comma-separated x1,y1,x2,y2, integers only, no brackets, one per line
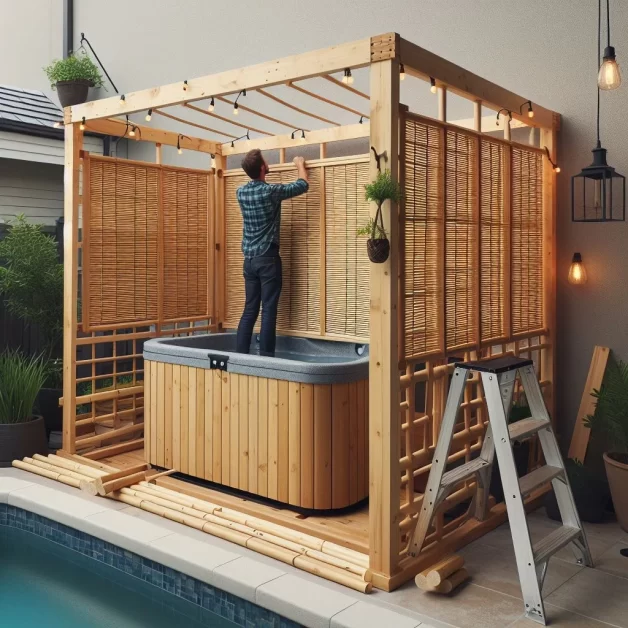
457,356,533,374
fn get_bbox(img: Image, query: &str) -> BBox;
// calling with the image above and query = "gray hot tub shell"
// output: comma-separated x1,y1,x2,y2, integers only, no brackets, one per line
143,333,369,384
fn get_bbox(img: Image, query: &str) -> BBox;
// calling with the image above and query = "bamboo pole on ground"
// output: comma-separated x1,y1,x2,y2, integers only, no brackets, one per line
12,459,82,488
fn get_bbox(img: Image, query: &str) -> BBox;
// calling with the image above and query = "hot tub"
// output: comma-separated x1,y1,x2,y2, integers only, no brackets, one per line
143,333,369,510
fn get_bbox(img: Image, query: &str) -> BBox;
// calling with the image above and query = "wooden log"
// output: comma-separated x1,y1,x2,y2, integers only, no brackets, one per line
12,459,81,488
426,554,465,587
55,451,118,473
146,469,178,482
433,568,469,593
99,471,147,495
24,457,91,482
42,454,109,478
294,555,372,594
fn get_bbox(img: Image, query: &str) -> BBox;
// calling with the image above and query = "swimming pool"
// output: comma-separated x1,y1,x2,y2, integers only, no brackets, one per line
0,524,235,628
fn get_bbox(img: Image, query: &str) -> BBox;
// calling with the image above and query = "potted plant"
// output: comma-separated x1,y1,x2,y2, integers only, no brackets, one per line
358,169,402,263
0,350,48,466
43,51,104,108
545,458,609,523
585,358,628,532
0,216,63,437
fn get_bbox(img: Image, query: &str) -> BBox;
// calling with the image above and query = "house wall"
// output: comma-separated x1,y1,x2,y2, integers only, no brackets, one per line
3,0,628,448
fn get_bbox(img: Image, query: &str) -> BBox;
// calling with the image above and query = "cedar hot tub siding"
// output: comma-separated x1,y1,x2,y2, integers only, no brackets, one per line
144,360,368,510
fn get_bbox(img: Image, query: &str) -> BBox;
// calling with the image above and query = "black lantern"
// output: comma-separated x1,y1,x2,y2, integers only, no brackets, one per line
572,0,626,222
572,145,625,222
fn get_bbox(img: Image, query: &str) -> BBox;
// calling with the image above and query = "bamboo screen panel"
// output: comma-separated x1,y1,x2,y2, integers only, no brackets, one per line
445,129,479,352
511,146,544,335
325,163,370,338
84,157,160,328
162,168,209,321
223,159,369,340
402,117,444,359
83,155,213,330
480,139,508,343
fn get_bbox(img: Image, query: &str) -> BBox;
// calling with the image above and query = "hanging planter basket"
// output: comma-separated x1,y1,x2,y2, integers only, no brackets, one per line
56,79,93,108
366,202,390,264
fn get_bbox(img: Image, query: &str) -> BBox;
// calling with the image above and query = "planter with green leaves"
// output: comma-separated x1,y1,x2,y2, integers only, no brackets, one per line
44,52,104,108
0,216,63,436
0,351,48,466
358,169,402,263
585,358,628,531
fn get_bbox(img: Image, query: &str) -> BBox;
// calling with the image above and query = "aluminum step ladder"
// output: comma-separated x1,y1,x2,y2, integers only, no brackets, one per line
407,356,592,625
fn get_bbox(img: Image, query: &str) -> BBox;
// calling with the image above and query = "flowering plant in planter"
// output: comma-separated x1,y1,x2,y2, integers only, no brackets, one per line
358,169,402,263
43,51,104,108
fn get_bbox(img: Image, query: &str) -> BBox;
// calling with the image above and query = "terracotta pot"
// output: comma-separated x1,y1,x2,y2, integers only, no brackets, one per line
56,79,91,108
604,452,628,533
0,416,48,467
367,238,390,263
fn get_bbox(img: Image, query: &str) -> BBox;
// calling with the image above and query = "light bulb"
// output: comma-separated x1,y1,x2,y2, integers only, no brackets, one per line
183,80,188,91
145,109,152,122
119,95,125,105
598,48,622,90
528,109,534,118
554,166,561,174
594,179,602,212
210,155,216,169
348,74,354,85
208,98,215,112
400,64,406,81
178,147,183,155
129,127,136,137
79,118,85,131
342,74,348,84
430,78,437,94
233,104,239,116
300,131,306,142
568,253,587,285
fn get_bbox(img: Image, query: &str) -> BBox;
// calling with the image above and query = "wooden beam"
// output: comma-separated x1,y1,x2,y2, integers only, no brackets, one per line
287,82,368,119
216,96,308,132
256,88,340,127
215,154,226,326
184,103,273,136
399,37,556,129
368,58,401,577
221,123,369,156
153,110,237,139
62,123,82,453
323,75,369,100
449,114,527,132
83,117,222,154
71,36,372,122
568,346,610,461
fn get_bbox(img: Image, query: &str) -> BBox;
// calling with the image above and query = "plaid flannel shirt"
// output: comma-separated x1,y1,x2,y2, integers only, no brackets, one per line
237,178,309,257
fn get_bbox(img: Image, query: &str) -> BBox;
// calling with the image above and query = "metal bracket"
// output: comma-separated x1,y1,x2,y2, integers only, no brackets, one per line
371,146,387,172
208,355,228,371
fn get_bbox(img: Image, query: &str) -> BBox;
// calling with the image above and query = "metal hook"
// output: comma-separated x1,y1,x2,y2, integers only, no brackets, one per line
370,146,387,172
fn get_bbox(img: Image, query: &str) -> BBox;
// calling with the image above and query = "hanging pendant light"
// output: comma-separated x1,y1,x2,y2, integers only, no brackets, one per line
572,0,626,222
598,0,621,89
568,253,588,285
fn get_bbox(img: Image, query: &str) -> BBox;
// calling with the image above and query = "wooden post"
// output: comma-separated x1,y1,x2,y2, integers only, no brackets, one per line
62,122,82,453
473,101,482,133
541,117,558,421
369,56,401,577
438,87,447,122
214,154,226,326
155,143,162,164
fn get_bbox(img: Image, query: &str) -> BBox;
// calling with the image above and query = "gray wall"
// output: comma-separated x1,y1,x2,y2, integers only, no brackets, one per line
3,0,627,447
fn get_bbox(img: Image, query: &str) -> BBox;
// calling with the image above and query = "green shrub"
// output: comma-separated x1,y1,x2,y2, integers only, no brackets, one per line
0,351,47,424
43,52,104,89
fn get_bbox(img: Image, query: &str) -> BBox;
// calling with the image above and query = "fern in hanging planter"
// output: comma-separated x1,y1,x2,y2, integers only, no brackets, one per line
358,169,402,263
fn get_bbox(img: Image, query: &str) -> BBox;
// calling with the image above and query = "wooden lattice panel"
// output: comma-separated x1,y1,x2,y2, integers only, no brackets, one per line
511,147,544,335
480,139,508,343
445,129,479,352
83,157,159,328
325,163,370,338
402,117,444,359
162,168,210,321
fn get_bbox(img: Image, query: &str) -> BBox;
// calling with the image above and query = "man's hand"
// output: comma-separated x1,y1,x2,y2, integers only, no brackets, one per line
293,156,308,183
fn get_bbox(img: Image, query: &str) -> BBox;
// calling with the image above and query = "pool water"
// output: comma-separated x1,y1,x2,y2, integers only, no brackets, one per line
0,526,235,628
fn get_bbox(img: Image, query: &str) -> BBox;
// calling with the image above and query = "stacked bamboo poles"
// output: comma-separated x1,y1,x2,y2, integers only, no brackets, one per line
415,554,469,593
12,455,371,593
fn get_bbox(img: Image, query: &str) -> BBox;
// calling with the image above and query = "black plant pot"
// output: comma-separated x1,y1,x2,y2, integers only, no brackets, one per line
0,416,48,467
36,388,63,437
56,79,91,108
490,440,530,503
367,238,390,263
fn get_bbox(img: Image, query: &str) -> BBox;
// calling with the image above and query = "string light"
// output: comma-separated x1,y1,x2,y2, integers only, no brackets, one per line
568,253,587,285
210,154,216,169
183,80,188,91
145,109,152,122
129,125,136,137
544,146,560,173
119,94,125,105
233,90,246,116
359,116,365,124
227,130,250,149
598,0,621,90
430,77,437,94
177,137,182,155
342,68,354,85
79,117,86,131
400,64,406,81
208,97,215,112
519,100,534,119
291,129,306,142
496,108,512,126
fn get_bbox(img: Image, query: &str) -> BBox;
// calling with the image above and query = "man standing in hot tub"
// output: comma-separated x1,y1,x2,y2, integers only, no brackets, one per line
236,149,309,357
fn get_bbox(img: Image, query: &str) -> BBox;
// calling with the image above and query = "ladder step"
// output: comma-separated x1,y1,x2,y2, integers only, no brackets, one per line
533,525,581,565
441,458,490,489
508,417,550,441
519,465,563,497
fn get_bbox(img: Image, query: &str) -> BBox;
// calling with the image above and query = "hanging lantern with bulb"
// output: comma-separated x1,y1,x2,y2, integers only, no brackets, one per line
430,77,437,94
400,64,406,81
208,97,215,112
568,253,588,285
572,0,626,222
145,109,152,122
598,0,621,90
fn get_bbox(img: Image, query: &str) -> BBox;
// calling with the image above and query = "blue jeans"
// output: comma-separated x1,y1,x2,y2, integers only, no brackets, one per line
236,247,282,356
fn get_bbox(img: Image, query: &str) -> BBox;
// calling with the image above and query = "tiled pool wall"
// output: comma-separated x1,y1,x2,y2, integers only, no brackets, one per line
0,503,301,628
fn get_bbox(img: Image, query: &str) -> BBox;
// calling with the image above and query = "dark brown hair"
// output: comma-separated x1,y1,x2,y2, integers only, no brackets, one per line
241,149,264,179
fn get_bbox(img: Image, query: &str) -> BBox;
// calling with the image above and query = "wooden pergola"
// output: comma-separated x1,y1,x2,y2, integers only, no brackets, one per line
61,32,558,591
